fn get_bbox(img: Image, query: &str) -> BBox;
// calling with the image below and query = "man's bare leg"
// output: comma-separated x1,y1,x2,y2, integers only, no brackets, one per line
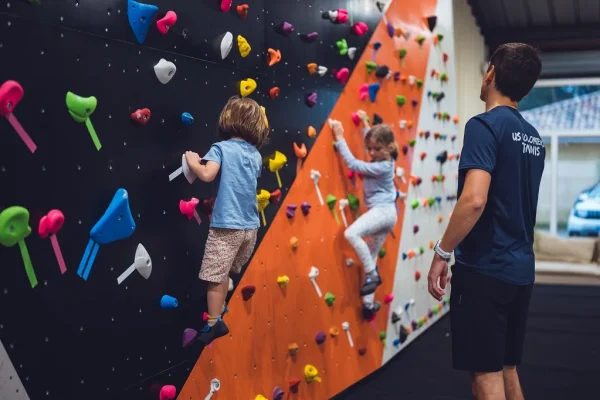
503,366,524,400
471,371,506,400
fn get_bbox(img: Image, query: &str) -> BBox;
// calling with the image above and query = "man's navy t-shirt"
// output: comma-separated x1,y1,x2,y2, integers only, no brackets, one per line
455,106,545,285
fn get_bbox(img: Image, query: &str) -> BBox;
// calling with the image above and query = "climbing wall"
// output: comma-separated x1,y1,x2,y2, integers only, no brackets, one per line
0,1,381,399
177,0,460,399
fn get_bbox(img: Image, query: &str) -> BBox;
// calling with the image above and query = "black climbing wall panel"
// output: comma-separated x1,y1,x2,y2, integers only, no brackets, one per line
0,0,380,399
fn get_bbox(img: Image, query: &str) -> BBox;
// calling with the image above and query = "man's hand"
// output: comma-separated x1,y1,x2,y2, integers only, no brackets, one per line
330,119,345,141
428,253,449,301
185,151,201,166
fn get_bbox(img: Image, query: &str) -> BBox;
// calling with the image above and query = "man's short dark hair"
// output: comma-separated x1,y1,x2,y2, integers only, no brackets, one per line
488,43,542,102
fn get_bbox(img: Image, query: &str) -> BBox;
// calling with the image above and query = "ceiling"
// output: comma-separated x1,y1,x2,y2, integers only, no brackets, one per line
468,0,600,52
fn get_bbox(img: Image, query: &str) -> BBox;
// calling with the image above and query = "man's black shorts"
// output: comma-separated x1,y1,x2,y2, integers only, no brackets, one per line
450,263,533,372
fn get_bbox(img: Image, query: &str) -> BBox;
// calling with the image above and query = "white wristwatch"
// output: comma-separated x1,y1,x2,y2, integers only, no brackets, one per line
433,240,452,260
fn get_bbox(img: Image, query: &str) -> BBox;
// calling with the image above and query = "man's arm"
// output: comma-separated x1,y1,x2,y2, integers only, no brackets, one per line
439,169,490,251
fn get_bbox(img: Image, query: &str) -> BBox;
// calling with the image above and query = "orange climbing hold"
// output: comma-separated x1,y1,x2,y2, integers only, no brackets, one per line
290,237,299,249
236,4,249,19
267,48,282,66
307,63,318,75
269,87,280,100
307,126,316,138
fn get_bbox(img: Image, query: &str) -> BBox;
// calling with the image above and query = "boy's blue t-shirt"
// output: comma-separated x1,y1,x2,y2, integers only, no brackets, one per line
455,106,545,285
202,139,262,230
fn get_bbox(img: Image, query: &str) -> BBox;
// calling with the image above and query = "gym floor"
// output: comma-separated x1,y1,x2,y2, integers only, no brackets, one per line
333,275,600,400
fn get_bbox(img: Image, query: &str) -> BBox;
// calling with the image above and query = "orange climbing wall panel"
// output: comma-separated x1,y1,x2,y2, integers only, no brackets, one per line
178,0,437,398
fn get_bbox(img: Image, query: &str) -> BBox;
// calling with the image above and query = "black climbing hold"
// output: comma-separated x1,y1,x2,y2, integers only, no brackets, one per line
375,65,389,79
425,15,437,32
399,325,409,344
373,113,383,125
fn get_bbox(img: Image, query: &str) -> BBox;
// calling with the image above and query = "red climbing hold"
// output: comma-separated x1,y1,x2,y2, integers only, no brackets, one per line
415,270,421,281
336,68,349,84
131,108,151,125
351,112,360,126
358,348,367,356
221,0,232,12
269,87,280,100
156,11,177,35
351,22,369,36
237,4,249,19
270,189,282,204
241,285,256,301
289,378,301,393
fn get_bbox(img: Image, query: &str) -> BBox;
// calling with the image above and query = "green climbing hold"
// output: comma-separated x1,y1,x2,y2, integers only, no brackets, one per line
396,95,406,106
416,35,425,46
326,194,337,210
431,92,439,99
408,139,416,147
442,111,450,119
440,72,448,82
398,48,407,59
325,292,335,306
336,38,348,56
437,33,444,42
366,61,377,73
418,246,425,255
379,331,387,341
378,248,386,258
347,193,360,211
416,79,423,88
418,319,424,328
0,206,31,248
66,92,97,123
411,200,419,209
428,197,436,206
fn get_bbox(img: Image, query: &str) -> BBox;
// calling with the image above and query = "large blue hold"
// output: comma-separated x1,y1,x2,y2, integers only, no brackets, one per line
368,83,380,102
90,189,136,245
128,0,159,44
181,112,194,126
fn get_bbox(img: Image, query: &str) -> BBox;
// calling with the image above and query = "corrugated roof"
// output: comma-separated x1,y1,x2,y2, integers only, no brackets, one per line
521,91,600,132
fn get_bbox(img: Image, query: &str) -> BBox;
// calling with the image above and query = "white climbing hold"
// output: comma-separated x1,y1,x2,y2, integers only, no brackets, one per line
154,58,176,84
348,47,357,59
220,32,233,60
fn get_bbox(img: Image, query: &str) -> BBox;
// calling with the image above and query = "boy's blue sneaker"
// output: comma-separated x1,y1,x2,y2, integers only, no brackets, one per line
360,267,382,296
198,318,229,346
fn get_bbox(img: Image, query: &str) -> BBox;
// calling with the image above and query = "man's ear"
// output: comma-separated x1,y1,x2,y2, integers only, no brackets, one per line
485,65,495,86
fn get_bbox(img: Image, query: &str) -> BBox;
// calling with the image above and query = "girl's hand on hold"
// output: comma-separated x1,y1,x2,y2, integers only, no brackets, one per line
185,151,201,165
357,110,368,121
330,119,345,140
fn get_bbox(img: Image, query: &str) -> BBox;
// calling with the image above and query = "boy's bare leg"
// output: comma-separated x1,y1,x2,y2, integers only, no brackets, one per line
503,366,524,400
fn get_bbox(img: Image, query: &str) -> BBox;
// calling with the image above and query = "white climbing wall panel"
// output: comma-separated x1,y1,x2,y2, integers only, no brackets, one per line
383,0,460,364
0,340,30,400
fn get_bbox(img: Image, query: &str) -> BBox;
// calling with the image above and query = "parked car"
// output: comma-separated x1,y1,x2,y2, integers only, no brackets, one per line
567,182,600,236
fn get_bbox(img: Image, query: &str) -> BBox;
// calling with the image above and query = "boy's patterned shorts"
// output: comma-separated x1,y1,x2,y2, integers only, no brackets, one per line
199,228,258,283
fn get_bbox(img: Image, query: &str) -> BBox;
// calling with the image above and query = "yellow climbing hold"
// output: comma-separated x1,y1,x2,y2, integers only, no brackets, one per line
237,35,251,57
255,396,267,400
257,189,270,226
304,364,322,383
240,78,257,97
268,151,287,188
260,105,269,127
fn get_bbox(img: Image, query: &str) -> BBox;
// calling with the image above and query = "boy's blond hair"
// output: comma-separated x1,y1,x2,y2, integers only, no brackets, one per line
365,124,399,160
218,96,269,148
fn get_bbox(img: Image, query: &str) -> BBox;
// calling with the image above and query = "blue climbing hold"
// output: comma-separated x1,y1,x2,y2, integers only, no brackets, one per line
373,42,382,51
160,295,179,309
435,196,442,204
128,0,159,44
90,189,136,245
393,338,401,348
368,83,380,102
402,252,407,260
181,112,194,126
427,90,432,98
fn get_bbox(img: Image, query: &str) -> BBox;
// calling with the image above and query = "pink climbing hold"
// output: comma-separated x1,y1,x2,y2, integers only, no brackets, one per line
351,22,369,36
336,68,349,84
282,22,295,35
384,294,394,304
306,92,317,108
359,84,369,101
156,11,177,34
182,328,198,347
159,385,177,400
221,0,232,12
337,9,349,23
351,112,360,126
179,198,201,224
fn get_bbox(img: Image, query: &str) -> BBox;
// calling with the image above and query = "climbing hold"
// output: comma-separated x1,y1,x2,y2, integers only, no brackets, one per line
399,325,409,344
237,4,249,19
289,378,301,393
336,39,348,55
273,387,284,400
358,348,367,356
317,66,328,76
281,21,295,36
393,71,400,81
417,79,423,88
322,9,348,23
159,385,177,400
257,190,270,226
373,113,383,125
66,91,101,151
269,189,282,205
326,195,340,225
315,331,326,345
420,152,427,161
0,206,37,287
384,294,394,305
398,48,407,61
351,112,360,126
290,237,299,250
286,204,297,218
408,139,416,147
219,32,234,59
378,248,386,258
402,145,409,156
255,396,267,400
220,0,232,12
453,115,459,124
301,202,311,216
265,151,286,188
425,15,437,32
288,343,299,356
160,295,178,309
240,78,257,97
375,65,390,79
415,270,421,281
269,87,280,100
307,63,317,75
305,92,317,108
413,225,419,234
182,328,198,347
440,72,448,83
237,35,251,57
228,277,234,291
267,48,282,66
304,365,322,383
410,200,419,210
411,98,419,107
396,95,406,106
277,275,290,286
294,142,307,159
379,331,387,341
241,285,256,301
154,58,176,84
443,52,449,64
351,21,369,36
408,75,416,86
156,11,177,34
38,209,67,274
342,321,354,347
359,84,369,101
116,243,151,285
415,35,425,47
347,193,360,211
181,112,194,126
304,32,319,42
127,0,158,44
399,120,407,129
0,80,37,153
365,61,377,73
345,258,354,267
329,326,340,337
436,150,448,164
368,83,380,102
336,68,350,84
306,126,317,138
348,47,357,60
324,292,335,306
131,108,151,125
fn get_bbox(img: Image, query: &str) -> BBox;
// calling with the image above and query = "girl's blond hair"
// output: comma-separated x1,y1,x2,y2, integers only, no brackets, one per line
218,96,270,148
365,124,399,160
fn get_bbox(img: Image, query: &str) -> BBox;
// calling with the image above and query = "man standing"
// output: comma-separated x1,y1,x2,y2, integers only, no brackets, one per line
427,43,544,400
